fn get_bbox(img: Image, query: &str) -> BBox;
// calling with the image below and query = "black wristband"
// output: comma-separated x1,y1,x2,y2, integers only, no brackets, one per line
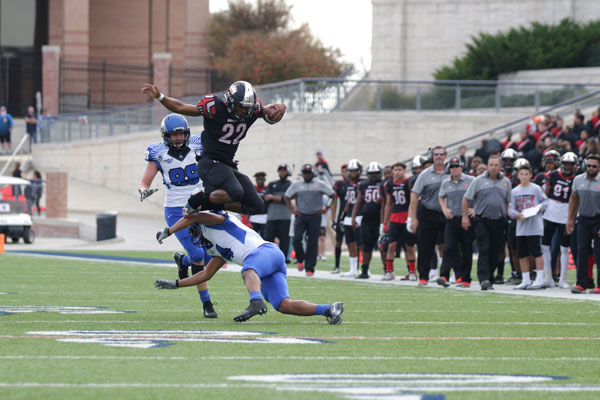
175,279,179,288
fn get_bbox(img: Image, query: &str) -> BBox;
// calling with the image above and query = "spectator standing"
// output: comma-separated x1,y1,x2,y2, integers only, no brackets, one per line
408,145,449,286
0,106,13,155
248,172,268,238
24,106,38,151
264,164,293,261
508,164,548,290
458,145,472,171
11,162,24,197
469,156,483,176
567,154,600,294
30,170,43,216
284,164,335,276
437,157,475,287
315,150,330,174
462,155,512,290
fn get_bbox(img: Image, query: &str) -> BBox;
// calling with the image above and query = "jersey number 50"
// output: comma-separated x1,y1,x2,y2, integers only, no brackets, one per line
169,164,199,186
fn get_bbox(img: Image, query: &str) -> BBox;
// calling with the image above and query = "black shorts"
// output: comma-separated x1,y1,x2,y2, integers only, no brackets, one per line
319,227,326,237
388,222,415,247
542,220,571,247
0,133,10,143
360,215,380,253
517,235,542,258
344,224,359,245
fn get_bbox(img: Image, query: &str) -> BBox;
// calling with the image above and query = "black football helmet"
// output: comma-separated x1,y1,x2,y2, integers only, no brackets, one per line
160,114,190,150
225,81,257,121
542,150,561,169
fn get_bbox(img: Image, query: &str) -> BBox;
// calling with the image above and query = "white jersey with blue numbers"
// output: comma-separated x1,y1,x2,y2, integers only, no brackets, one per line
201,212,268,265
145,134,203,207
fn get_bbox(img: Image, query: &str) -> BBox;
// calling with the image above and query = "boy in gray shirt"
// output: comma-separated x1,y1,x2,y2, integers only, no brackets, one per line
508,163,548,290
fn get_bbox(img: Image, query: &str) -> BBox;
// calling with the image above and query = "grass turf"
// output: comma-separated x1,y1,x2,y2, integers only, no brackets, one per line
1,252,600,400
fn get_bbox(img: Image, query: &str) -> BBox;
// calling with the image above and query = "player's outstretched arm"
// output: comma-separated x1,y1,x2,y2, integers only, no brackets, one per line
141,84,201,116
262,103,286,124
138,162,159,202
178,257,226,287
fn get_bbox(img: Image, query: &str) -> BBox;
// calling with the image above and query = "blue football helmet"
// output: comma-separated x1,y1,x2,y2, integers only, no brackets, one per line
160,114,190,149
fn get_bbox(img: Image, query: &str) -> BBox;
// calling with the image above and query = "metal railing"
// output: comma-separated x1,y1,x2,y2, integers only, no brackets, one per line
407,89,600,163
39,78,600,143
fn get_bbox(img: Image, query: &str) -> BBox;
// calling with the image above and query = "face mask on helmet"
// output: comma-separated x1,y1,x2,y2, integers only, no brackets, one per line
226,81,257,121
560,152,578,175
161,114,191,150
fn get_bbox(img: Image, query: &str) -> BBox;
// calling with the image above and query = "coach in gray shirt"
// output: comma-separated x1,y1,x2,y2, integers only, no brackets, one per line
462,155,511,290
285,163,335,275
408,145,449,284
566,154,600,293
437,157,475,287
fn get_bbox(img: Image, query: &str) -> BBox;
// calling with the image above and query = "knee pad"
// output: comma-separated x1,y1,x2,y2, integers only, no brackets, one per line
191,264,205,274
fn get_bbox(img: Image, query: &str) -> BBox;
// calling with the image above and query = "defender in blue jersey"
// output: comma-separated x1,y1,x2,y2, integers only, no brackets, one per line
154,210,344,324
138,114,217,318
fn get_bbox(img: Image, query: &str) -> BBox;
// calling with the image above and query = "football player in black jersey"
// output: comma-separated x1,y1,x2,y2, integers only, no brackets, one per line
382,162,414,280
330,163,348,274
352,162,385,279
542,152,577,288
534,150,560,187
141,81,285,215
342,159,364,277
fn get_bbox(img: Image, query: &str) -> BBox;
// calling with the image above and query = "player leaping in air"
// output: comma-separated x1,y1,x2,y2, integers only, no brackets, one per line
154,209,344,325
141,81,286,215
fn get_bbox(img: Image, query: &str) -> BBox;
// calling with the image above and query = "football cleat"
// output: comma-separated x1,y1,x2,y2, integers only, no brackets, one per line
514,282,530,290
233,299,268,322
297,262,304,272
418,280,428,286
325,302,344,325
173,252,189,280
494,275,505,285
437,277,450,288
460,281,471,288
306,271,314,277
571,285,586,294
203,300,218,319
480,280,493,290
528,281,545,290
355,272,370,279
331,267,340,274
382,272,395,281
558,281,570,289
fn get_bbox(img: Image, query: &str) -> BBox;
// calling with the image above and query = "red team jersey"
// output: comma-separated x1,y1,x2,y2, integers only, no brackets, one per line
383,178,411,223
196,93,263,167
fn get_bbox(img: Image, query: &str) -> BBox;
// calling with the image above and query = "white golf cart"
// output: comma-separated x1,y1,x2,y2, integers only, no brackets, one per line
0,176,34,244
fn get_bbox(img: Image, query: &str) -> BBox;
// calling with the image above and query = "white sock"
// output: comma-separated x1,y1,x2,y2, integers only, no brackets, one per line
349,257,358,273
559,246,569,283
541,245,552,281
522,272,531,284
534,269,544,283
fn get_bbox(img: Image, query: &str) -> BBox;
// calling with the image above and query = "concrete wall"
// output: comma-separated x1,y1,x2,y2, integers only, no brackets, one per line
372,0,600,81
31,110,525,202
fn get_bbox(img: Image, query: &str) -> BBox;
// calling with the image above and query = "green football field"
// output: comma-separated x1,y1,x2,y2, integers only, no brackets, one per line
1,252,600,400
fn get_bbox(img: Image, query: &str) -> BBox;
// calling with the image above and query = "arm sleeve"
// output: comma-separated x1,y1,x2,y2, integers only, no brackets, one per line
463,178,476,201
284,181,297,199
411,172,425,195
144,144,157,162
438,180,448,198
196,95,217,119
318,179,335,196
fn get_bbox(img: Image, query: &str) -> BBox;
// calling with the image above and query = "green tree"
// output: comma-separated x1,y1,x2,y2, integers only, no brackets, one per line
434,18,600,81
209,0,343,85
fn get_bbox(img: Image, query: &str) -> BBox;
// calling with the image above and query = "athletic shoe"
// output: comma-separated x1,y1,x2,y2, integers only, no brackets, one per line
400,274,411,280
297,262,304,272
306,271,314,277
203,301,218,319
558,281,570,289
506,274,520,285
331,267,340,274
591,288,600,294
480,280,493,290
584,280,595,290
514,282,531,290
494,276,505,285
436,277,450,288
409,273,417,281
355,272,370,279
528,281,545,290
449,272,456,284
418,280,428,286
570,285,586,294
543,279,555,288
428,269,439,281
460,281,471,288
233,299,268,322
456,277,463,284
382,272,395,281
343,271,358,277
325,302,344,325
173,252,189,280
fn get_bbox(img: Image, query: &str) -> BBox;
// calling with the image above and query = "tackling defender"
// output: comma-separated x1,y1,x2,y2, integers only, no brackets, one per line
137,114,217,318
141,80,285,215
154,208,344,324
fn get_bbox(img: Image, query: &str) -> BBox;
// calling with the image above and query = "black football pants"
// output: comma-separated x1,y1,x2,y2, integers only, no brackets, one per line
197,157,264,215
265,219,291,259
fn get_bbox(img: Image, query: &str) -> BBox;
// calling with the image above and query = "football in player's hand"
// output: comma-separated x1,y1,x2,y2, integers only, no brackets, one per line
264,103,286,124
